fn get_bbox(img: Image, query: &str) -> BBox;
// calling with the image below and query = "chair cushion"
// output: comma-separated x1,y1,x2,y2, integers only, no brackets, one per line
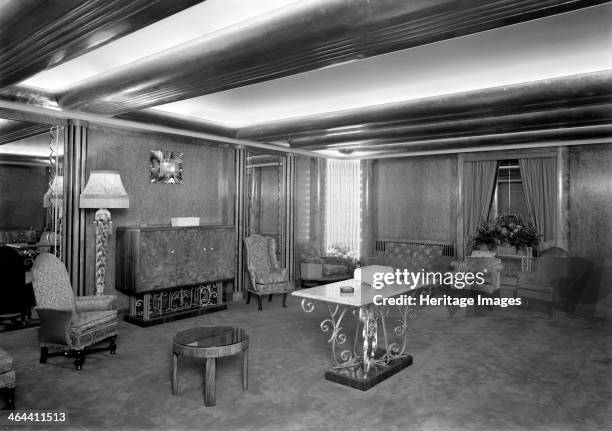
70,310,118,334
0,348,13,374
254,268,288,284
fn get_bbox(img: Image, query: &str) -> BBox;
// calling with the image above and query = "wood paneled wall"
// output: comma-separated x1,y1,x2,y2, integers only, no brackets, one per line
84,126,235,306
374,155,457,249
0,164,47,230
569,143,612,257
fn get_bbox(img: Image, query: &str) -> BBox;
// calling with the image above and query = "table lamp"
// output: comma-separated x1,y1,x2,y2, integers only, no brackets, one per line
80,171,129,295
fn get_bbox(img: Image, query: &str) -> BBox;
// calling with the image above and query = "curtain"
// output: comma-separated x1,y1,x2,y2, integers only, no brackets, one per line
325,159,361,257
463,160,498,252
519,157,557,242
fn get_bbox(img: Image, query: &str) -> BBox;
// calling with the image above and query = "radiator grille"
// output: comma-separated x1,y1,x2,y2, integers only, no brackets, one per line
374,239,455,257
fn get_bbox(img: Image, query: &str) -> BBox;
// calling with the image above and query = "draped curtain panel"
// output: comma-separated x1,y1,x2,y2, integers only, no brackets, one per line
519,157,557,242
463,160,498,251
325,159,361,256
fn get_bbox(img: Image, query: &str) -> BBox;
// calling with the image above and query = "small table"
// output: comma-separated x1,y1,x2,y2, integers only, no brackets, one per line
293,277,428,390
172,326,248,406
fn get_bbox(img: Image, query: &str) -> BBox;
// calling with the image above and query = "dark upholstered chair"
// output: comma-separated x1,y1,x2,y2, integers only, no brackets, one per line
31,253,118,370
243,235,294,310
298,241,350,287
0,246,35,327
0,347,15,410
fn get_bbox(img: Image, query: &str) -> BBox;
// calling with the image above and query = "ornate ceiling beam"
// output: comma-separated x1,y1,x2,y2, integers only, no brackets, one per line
0,0,204,88
56,0,605,114
330,124,612,155
285,104,612,150
237,71,612,143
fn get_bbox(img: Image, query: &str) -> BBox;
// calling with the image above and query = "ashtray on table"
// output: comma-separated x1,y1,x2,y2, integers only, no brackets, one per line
339,286,354,294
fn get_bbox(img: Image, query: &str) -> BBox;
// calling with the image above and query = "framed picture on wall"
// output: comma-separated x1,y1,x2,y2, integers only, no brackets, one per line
150,150,183,184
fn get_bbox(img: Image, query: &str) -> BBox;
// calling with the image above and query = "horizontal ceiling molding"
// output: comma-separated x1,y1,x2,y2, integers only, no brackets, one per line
335,125,612,155
0,100,324,159
55,0,605,114
238,71,612,140
0,120,50,146
288,104,612,150
117,109,236,139
0,0,204,89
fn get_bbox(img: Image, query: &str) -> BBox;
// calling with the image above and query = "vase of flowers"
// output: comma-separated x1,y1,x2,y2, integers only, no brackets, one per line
472,214,540,255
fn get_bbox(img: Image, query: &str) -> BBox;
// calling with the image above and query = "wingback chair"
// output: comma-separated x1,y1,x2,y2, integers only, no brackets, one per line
0,347,15,409
451,256,504,295
243,235,294,310
0,246,35,327
298,241,350,287
31,253,118,370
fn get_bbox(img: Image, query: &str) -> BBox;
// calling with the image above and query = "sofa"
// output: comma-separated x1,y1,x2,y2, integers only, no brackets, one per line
365,242,454,273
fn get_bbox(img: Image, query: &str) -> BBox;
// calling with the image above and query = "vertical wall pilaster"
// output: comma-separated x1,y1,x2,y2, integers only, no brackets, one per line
63,120,88,295
284,154,296,281
234,147,247,296
360,160,377,260
456,154,465,258
556,146,570,251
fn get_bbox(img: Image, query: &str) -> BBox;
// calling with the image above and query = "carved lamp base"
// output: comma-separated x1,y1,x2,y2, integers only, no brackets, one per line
94,208,112,296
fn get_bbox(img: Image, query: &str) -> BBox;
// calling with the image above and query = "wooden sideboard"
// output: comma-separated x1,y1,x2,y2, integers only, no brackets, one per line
115,225,235,326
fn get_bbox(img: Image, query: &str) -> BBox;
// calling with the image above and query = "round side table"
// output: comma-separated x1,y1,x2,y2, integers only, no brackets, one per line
172,326,248,406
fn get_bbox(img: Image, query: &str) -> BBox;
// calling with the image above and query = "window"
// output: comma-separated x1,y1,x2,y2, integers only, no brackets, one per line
489,159,529,219
325,159,361,258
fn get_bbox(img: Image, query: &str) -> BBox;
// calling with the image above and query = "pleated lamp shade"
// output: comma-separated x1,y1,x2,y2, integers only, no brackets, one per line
80,171,129,209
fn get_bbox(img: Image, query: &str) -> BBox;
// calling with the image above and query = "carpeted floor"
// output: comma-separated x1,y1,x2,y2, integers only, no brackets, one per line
0,296,610,431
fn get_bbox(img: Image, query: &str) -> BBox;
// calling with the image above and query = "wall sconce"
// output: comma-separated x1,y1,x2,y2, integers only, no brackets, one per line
80,171,129,296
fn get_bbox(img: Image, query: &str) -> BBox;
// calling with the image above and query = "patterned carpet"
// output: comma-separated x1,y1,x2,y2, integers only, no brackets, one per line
0,296,610,431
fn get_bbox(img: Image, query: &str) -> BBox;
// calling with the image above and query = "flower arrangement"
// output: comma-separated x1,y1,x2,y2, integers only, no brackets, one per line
472,214,540,251
326,244,360,271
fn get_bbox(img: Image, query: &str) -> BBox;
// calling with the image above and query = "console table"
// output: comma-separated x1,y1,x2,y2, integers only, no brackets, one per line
115,225,235,326
293,278,425,390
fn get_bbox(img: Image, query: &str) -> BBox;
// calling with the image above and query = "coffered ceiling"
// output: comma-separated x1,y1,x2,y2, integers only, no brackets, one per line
1,0,611,158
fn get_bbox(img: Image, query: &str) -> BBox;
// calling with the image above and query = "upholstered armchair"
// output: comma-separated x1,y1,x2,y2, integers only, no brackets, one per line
0,246,35,327
243,235,294,311
31,253,118,370
0,347,15,409
298,241,351,287
451,256,504,295
517,247,569,309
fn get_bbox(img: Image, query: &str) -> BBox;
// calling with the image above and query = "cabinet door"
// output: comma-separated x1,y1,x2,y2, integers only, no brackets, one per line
175,229,208,286
211,228,235,280
139,230,177,291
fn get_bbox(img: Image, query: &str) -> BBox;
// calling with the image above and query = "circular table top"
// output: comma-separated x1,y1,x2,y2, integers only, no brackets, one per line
174,326,248,357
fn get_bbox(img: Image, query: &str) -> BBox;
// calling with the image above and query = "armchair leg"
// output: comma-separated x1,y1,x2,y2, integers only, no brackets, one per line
74,350,85,371
268,294,273,302
282,293,287,308
109,336,117,354
246,291,251,304
5,387,15,410
257,295,263,311
39,346,48,364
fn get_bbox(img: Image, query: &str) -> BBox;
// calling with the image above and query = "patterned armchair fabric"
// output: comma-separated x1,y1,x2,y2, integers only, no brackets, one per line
0,347,15,409
451,256,503,295
31,252,118,370
243,235,294,310
298,241,350,283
